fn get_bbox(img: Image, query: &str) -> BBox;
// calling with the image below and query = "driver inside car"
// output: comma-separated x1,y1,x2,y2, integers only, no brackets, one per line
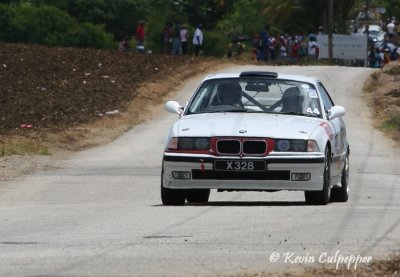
215,82,244,107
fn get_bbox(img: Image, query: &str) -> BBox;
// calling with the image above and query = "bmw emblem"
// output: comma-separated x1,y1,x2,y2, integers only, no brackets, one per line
239,130,247,134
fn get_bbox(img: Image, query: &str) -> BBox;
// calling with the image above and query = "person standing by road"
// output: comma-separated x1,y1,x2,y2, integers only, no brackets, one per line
135,20,145,52
386,20,396,39
192,24,203,56
259,25,270,61
180,24,189,55
163,22,172,54
307,36,319,60
171,21,182,55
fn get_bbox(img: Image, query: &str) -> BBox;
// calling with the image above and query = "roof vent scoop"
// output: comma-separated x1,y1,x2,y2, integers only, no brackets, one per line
239,71,278,78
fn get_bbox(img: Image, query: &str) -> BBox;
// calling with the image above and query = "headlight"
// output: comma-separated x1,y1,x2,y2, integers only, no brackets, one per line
275,139,307,152
275,140,291,151
178,137,210,150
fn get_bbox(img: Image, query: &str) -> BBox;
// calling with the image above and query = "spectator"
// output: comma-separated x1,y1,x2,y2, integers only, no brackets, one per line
308,36,319,60
287,35,296,58
290,40,300,61
135,20,145,52
171,21,182,55
163,22,172,54
251,34,260,60
299,39,308,60
375,48,384,68
259,25,270,61
268,35,276,60
280,44,288,60
180,24,189,55
387,20,396,39
192,24,203,56
118,35,131,52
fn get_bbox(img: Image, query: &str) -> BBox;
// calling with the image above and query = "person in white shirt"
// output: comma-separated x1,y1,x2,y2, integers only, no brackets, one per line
192,24,203,56
387,21,396,35
180,24,189,55
307,36,319,60
387,20,398,41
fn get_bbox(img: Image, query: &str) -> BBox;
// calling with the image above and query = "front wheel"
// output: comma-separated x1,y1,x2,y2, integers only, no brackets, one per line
161,171,186,206
305,147,331,205
331,150,349,202
186,189,210,204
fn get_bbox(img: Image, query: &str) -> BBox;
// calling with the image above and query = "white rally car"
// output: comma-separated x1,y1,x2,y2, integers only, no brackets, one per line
161,71,349,205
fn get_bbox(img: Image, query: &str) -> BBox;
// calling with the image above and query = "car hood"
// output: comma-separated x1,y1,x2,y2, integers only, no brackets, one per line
176,113,322,139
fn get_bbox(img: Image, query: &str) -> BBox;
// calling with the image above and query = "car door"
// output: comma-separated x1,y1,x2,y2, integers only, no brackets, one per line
317,82,346,176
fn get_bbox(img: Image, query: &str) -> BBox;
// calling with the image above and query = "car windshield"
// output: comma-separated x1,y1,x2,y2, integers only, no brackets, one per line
186,77,322,118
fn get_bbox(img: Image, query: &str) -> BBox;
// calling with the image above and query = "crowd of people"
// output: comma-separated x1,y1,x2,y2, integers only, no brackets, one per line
249,25,324,63
367,19,400,68
118,19,400,69
118,20,203,56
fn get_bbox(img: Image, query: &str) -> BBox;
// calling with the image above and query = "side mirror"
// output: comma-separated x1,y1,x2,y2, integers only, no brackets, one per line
165,101,183,115
328,105,346,120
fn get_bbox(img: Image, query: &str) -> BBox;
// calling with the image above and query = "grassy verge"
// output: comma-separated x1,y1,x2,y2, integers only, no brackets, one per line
363,62,400,142
0,138,50,157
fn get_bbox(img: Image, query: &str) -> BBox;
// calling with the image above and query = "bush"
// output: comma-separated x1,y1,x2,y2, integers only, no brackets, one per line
0,4,78,44
0,5,14,42
202,31,227,57
0,4,115,49
68,22,115,49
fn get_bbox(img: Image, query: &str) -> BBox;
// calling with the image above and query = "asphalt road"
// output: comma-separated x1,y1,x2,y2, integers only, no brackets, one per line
1,65,399,277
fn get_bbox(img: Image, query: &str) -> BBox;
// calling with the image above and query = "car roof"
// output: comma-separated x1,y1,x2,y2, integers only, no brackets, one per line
203,71,320,84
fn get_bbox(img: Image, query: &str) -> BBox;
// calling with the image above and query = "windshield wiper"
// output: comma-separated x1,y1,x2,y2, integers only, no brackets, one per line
279,112,319,117
222,108,264,113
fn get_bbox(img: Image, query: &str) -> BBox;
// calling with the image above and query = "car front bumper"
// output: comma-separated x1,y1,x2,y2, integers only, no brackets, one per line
162,153,325,191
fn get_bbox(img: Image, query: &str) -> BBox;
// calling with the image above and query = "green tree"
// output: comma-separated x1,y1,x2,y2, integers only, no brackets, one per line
262,0,358,34
216,0,266,38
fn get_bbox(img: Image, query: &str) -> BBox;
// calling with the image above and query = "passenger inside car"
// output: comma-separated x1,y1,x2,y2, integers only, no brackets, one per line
281,87,304,114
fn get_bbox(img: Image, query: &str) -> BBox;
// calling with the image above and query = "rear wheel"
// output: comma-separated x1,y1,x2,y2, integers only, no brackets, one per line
161,170,186,206
186,189,210,204
331,150,349,202
305,147,331,205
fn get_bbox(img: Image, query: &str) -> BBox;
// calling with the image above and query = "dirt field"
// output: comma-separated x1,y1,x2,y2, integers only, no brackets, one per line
0,42,228,153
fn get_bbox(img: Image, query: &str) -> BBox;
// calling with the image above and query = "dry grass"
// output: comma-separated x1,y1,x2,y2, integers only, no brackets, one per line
219,253,400,277
363,62,400,142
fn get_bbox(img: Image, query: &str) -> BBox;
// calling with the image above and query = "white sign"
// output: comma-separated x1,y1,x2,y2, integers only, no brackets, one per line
318,34,367,60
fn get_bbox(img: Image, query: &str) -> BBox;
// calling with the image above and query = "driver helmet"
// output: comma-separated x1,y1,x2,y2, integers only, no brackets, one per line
217,82,243,105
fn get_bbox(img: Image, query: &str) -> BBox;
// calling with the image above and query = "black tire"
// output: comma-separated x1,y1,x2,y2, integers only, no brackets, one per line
161,170,186,206
305,147,331,205
186,189,210,204
331,151,349,202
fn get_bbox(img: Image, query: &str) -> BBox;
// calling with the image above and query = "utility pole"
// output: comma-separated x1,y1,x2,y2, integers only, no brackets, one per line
365,0,370,67
328,0,333,64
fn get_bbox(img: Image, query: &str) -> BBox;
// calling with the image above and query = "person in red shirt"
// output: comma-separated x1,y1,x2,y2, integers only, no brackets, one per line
136,20,145,52
291,40,300,61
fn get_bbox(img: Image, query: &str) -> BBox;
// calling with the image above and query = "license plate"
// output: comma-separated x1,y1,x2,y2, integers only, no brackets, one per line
214,160,266,171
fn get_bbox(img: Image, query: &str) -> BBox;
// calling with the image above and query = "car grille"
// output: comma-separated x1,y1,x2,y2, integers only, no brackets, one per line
243,140,266,155
217,139,267,156
192,170,290,180
217,140,240,154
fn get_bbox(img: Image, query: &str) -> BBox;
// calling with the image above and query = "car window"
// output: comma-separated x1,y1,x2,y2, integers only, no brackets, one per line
186,78,322,118
317,82,334,116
